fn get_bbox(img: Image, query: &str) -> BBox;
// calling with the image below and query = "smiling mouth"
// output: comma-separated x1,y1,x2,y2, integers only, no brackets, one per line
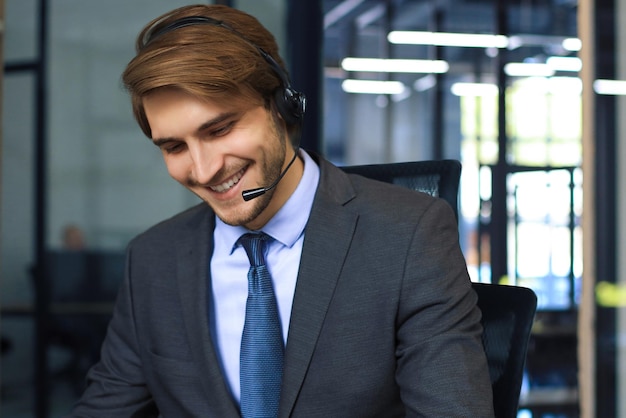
209,169,245,193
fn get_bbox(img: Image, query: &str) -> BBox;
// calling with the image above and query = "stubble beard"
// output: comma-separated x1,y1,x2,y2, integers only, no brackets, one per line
209,127,288,228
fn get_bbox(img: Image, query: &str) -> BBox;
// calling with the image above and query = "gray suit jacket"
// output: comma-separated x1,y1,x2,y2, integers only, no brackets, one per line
69,155,494,417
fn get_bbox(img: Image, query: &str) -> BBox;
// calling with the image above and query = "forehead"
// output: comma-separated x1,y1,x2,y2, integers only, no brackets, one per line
143,89,229,137
144,87,213,111
142,87,268,141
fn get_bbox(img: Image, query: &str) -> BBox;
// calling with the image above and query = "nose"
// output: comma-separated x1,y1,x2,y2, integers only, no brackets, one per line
187,141,220,185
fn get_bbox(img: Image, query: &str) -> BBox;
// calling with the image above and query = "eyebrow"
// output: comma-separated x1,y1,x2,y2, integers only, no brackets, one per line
151,111,240,147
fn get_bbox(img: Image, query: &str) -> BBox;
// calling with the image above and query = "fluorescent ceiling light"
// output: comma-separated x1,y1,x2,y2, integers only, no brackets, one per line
388,31,508,48
504,63,555,77
562,38,582,52
506,77,582,94
507,35,582,52
341,57,449,73
388,31,582,52
546,56,582,72
548,77,582,94
342,79,406,95
594,79,626,95
451,82,499,97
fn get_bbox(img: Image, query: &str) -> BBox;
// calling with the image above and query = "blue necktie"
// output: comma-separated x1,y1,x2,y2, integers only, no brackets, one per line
238,233,283,418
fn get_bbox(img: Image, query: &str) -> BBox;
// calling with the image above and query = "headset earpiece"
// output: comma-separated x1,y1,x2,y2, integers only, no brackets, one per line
274,86,306,126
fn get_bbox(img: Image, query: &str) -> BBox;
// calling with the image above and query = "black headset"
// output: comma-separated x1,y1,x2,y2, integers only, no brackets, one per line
143,16,306,126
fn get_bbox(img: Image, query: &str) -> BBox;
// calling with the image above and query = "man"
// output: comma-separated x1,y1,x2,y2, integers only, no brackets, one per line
68,4,494,417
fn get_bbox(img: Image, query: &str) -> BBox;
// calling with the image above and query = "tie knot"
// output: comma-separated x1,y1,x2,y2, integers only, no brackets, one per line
238,232,271,267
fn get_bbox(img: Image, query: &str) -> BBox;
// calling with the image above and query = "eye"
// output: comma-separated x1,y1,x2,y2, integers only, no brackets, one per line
159,141,186,155
211,121,235,137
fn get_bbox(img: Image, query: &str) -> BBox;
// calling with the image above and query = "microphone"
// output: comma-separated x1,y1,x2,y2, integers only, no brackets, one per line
242,149,299,201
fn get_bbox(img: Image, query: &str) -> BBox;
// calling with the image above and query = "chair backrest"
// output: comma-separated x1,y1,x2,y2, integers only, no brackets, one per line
340,160,538,417
472,282,537,418
341,159,461,221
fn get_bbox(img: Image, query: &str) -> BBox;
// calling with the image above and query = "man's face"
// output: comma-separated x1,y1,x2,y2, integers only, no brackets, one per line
143,88,299,230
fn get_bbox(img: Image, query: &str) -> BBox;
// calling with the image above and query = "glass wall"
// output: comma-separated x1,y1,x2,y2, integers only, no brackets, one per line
1,1,209,416
1,0,289,415
322,0,581,416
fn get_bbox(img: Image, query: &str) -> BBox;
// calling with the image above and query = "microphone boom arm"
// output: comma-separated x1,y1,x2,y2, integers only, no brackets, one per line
242,149,299,201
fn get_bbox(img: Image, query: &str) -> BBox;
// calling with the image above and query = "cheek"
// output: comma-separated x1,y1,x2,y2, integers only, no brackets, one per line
163,156,188,182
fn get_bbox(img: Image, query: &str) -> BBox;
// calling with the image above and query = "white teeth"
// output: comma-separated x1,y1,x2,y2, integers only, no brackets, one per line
210,169,244,193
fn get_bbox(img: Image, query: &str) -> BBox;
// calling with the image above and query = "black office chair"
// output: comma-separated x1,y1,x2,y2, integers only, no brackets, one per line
341,159,461,221
472,282,537,418
340,159,537,418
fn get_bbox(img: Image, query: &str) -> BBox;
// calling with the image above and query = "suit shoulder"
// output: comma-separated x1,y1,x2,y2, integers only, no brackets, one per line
343,173,456,224
347,173,439,205
130,203,211,247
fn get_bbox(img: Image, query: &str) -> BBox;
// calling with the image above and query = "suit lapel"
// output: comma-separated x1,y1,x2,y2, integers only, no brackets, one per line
279,160,358,417
176,206,241,417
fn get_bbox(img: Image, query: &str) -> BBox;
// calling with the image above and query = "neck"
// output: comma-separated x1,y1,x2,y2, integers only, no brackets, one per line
244,148,304,230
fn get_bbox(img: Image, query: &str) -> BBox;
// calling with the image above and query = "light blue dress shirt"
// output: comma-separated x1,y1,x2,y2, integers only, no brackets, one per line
210,150,320,403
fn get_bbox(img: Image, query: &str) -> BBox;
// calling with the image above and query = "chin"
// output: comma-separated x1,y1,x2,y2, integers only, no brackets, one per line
217,192,273,228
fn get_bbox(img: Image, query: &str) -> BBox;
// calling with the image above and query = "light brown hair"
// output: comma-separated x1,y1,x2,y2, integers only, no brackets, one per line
122,4,287,138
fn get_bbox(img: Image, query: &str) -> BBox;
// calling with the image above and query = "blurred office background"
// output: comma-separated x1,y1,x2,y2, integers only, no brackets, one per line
0,0,623,417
